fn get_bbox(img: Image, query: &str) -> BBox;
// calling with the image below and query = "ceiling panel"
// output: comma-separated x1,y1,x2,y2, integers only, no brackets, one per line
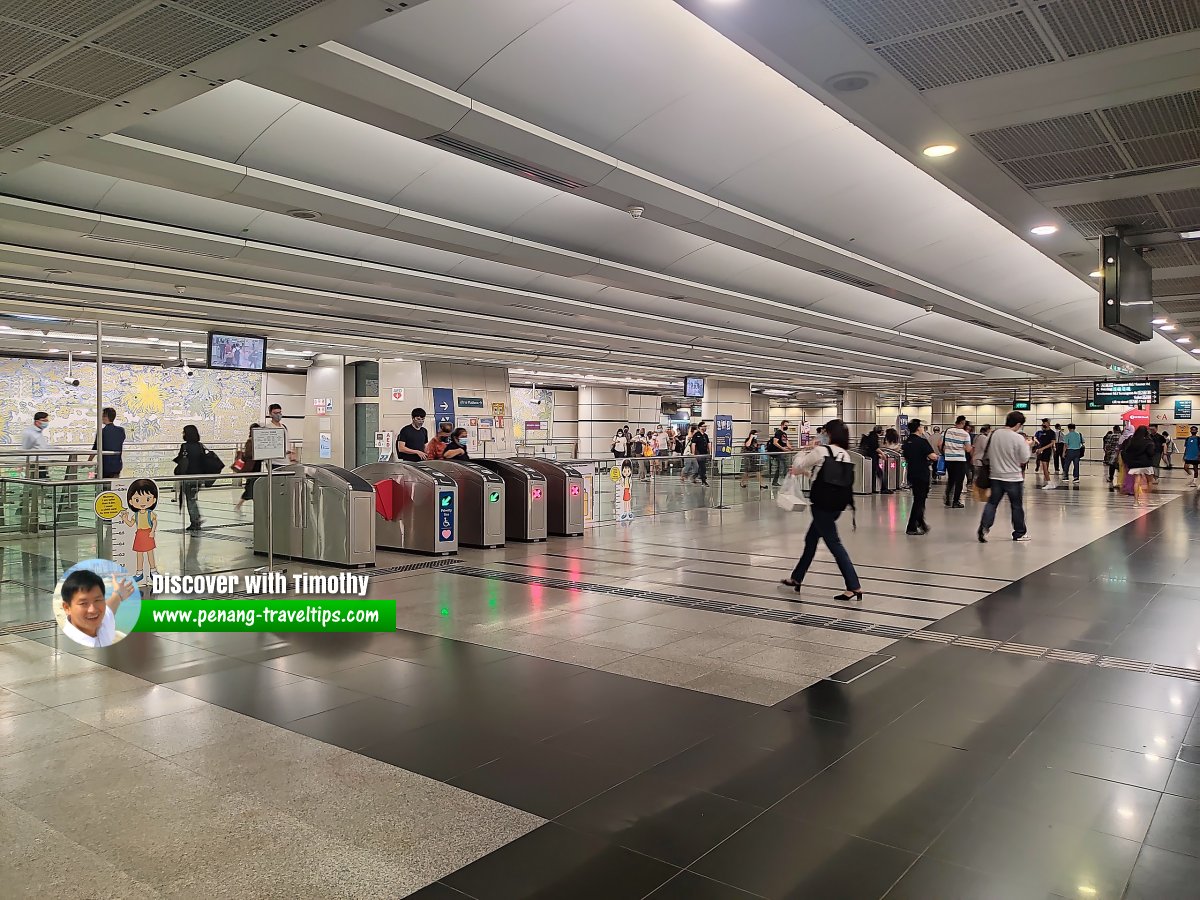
822,0,1016,44
1057,195,1166,239
1157,276,1200,297
1039,0,1200,57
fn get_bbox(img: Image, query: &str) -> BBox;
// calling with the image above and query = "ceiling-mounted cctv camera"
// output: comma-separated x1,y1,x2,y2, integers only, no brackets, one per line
62,376,80,387
62,351,80,386
923,304,934,313
627,205,645,219
174,285,186,294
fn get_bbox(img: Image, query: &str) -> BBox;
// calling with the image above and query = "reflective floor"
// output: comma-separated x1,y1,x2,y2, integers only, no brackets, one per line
3,470,1199,898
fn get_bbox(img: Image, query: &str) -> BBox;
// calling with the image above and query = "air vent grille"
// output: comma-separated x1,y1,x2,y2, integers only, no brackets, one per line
823,0,1015,44
1156,276,1200,298
429,134,587,190
1057,196,1167,240
1039,0,1200,57
1143,243,1198,269
817,268,875,289
173,0,327,32
32,46,166,99
83,234,229,259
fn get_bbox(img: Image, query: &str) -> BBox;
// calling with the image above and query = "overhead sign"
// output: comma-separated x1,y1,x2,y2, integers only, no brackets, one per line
1175,400,1192,420
457,397,485,408
1013,400,1032,411
1085,399,1106,411
432,387,455,427
1093,380,1159,405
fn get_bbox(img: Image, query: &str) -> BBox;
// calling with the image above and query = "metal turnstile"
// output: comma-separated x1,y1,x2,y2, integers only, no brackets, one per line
508,457,584,536
254,464,375,567
426,460,505,548
474,458,548,542
881,449,904,491
847,451,873,495
354,462,458,555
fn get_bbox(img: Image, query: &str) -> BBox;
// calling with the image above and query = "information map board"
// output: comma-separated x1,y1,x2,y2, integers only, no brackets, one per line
1093,380,1158,406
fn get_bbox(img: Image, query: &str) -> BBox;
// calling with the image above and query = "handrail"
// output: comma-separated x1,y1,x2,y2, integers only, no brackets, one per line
0,471,296,487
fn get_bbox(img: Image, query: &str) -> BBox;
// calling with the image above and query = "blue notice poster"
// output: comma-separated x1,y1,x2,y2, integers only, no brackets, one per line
432,387,455,428
1175,400,1192,420
714,415,733,458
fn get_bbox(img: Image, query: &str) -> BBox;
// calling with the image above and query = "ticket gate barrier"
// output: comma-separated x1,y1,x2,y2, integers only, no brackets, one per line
847,451,874,495
880,449,904,491
254,464,375,567
425,460,505,549
507,457,584,536
354,462,458,555
474,458,548,542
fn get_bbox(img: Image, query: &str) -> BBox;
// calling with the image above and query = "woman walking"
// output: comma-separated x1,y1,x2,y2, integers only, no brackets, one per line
234,423,262,512
1121,425,1157,506
778,419,862,601
174,424,207,530
739,429,767,489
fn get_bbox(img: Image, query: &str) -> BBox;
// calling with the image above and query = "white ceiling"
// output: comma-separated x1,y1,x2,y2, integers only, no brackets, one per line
0,0,1196,389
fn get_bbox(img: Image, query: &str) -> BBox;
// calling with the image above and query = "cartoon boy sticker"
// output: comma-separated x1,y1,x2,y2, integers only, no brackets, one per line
121,478,159,582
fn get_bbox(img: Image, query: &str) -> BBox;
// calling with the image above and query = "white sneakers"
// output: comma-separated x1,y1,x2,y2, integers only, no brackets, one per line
1041,481,1057,490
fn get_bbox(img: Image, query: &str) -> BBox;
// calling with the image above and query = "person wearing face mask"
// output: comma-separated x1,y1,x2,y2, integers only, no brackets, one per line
767,421,792,486
21,411,53,478
740,429,767,489
263,403,298,462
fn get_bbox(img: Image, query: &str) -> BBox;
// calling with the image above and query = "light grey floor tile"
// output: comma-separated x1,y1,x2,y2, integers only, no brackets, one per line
580,597,674,622
1,731,161,799
578,621,690,652
0,707,97,757
0,686,45,719
463,627,565,654
736,645,863,678
262,649,386,678
642,633,744,662
168,726,350,797
684,670,811,705
601,654,719,687
778,626,897,653
55,685,206,729
0,652,105,685
531,640,635,668
6,668,151,706
108,705,277,757
632,607,730,632
512,611,628,639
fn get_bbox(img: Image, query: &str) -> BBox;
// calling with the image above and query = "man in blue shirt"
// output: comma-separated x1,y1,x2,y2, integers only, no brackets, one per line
1185,425,1200,488
1063,423,1084,483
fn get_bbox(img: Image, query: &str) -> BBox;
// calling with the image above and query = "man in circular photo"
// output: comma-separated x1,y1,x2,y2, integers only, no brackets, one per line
59,568,136,648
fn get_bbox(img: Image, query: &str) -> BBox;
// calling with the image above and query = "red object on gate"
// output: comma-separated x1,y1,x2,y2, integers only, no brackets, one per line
374,479,397,520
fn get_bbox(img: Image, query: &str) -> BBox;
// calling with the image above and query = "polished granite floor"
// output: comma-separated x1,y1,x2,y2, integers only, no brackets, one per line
2,472,1199,898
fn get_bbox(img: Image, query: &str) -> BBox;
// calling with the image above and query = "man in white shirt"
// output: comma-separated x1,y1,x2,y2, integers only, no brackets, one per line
941,416,972,508
263,403,298,462
60,568,134,648
978,411,1034,543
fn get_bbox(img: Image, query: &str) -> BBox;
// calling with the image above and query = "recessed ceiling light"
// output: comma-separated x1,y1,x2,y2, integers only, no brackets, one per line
1089,270,1102,278
1152,318,1168,324
1180,229,1200,240
824,71,876,92
922,144,957,158
47,347,61,352
1176,337,1191,344
1160,324,1176,331
1030,225,1058,236
1191,348,1200,354
286,363,296,369
287,209,321,220
42,268,70,275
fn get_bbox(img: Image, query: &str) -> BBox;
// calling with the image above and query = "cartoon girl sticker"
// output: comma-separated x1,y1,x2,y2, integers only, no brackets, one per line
121,478,159,582
615,459,635,522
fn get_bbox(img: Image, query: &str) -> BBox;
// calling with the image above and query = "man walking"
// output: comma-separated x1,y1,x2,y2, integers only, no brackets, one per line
902,419,937,536
1184,426,1200,488
1035,418,1056,488
767,421,792,486
1103,425,1123,490
1062,423,1084,483
978,411,1033,543
88,407,126,479
942,415,972,508
689,421,711,486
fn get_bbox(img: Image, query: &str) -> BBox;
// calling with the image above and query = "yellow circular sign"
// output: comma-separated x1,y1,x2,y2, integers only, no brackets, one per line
94,491,125,521
609,466,622,483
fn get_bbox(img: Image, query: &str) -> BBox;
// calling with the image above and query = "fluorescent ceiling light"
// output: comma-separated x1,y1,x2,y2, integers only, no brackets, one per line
1089,271,1101,278
1152,318,1168,324
1180,230,1200,240
1030,225,1058,236
1160,324,1176,331
1176,337,1191,344
922,144,956,158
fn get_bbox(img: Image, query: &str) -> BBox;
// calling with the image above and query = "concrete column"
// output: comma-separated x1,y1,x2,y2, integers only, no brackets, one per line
931,396,957,432
840,390,878,443
303,354,346,467
751,394,770,437
578,386,628,458
701,379,751,442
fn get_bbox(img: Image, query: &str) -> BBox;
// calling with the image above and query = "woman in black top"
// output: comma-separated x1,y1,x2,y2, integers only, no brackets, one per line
901,420,937,536
444,428,470,461
234,423,263,511
739,430,766,489
1121,425,1158,505
175,424,206,530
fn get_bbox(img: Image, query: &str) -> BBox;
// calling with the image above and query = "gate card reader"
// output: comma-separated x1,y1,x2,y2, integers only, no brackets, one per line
474,458,548,542
354,462,458,556
425,460,505,548
506,457,584,537
253,464,375,567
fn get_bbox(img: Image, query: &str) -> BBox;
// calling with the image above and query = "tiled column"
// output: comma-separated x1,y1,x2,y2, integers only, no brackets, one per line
578,386,629,458
840,390,878,443
931,395,957,432
701,379,751,441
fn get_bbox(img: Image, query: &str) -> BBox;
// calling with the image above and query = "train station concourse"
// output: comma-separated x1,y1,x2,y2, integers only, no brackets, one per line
2,1,1200,898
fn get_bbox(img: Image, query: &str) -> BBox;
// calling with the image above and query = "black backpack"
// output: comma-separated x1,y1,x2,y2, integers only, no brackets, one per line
810,446,856,518
200,446,225,488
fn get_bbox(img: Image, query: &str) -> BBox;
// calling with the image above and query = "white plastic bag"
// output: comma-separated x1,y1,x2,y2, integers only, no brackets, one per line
776,474,807,511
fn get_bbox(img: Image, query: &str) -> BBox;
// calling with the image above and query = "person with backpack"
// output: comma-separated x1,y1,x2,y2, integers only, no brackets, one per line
174,424,208,531
778,419,862,602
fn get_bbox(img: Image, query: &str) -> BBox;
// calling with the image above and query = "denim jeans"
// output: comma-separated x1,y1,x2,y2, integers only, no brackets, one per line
790,506,860,591
979,480,1026,539
1064,447,1082,479
184,483,201,526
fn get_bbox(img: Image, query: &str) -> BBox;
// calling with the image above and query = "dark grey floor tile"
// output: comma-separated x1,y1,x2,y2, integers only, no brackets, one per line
285,696,443,750
1166,761,1200,800
690,811,916,899
882,856,1059,900
359,718,536,782
555,770,762,867
219,678,368,726
403,882,474,899
1144,793,1200,858
449,743,644,819
645,870,762,899
315,656,444,699
260,648,384,677
1034,697,1192,755
1007,731,1174,791
1123,845,1200,900
442,823,678,900
925,800,1140,898
160,663,307,703
1066,668,1200,717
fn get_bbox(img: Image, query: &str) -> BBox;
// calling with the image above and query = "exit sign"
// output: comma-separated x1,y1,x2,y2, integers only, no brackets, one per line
1013,400,1032,411
1086,399,1106,411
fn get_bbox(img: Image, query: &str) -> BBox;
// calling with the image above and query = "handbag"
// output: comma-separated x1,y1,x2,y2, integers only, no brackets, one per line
975,435,992,490
775,474,807,511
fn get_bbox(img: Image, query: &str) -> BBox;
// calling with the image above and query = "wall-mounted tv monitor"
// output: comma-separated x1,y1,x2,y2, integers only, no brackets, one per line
208,332,266,371
684,376,705,399
1099,235,1153,344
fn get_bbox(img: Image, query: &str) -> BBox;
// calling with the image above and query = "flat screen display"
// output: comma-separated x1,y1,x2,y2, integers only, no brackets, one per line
684,376,705,399
1099,235,1153,343
1093,380,1159,405
208,332,266,371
